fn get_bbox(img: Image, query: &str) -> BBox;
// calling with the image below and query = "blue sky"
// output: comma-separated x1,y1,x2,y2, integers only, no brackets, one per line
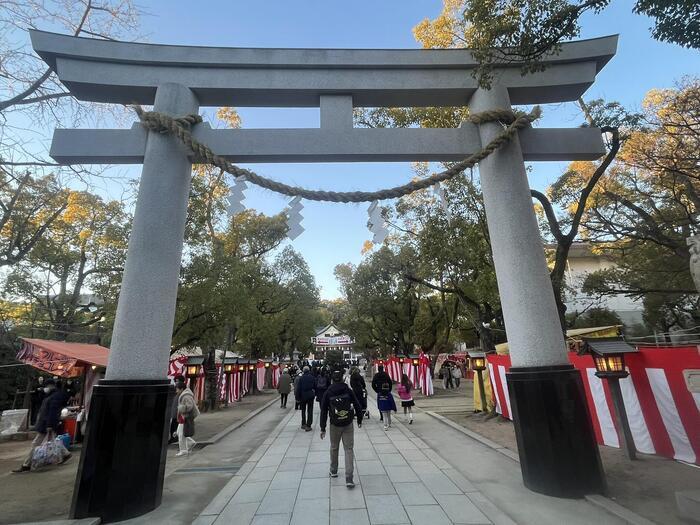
93,1,700,299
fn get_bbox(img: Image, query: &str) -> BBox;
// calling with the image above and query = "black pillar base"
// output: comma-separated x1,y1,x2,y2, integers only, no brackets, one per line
506,365,606,498
70,380,174,523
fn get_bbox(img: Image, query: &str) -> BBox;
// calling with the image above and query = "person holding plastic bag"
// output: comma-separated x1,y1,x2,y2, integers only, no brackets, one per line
175,376,199,456
12,378,71,473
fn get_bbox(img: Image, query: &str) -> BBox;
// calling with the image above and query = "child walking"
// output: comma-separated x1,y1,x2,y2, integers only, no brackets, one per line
397,374,415,424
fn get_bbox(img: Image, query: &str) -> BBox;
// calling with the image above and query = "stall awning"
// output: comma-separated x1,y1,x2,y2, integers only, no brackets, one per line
17,338,109,378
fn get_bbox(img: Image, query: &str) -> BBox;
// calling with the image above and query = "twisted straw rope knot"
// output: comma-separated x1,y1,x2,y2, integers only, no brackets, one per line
130,104,541,203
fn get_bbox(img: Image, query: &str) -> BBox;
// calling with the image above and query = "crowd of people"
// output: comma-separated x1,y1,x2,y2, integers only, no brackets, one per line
11,358,428,484
439,361,463,390
269,361,419,488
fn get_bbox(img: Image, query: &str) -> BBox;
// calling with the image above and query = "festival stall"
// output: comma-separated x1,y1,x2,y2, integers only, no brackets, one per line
487,345,700,464
372,353,433,396
168,356,284,405
16,338,109,441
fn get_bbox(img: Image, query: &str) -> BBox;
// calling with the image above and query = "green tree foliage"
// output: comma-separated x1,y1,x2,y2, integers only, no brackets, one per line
3,191,129,341
580,79,699,332
414,0,699,87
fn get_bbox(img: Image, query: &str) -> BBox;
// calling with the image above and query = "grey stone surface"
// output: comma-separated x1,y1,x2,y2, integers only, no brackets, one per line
298,477,330,500
31,30,617,107
258,489,298,515
384,465,419,483
394,482,437,506
676,490,700,524
435,495,491,524
230,481,270,503
198,402,630,525
469,85,569,368
356,460,386,476
50,126,606,164
360,474,397,495
105,82,199,379
365,495,410,525
291,497,329,525
269,470,302,490
405,505,453,525
214,501,258,525
251,515,291,525
330,509,371,525
330,484,366,510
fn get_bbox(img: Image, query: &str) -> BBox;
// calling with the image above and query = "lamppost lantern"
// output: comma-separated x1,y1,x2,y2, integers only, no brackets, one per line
468,351,488,413
249,364,255,371
412,357,419,366
469,353,486,372
185,356,204,379
399,356,405,364
591,352,628,378
223,357,236,375
265,361,271,369
584,337,638,460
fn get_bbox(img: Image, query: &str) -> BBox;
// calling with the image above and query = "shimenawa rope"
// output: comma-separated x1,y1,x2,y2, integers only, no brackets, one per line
132,105,541,203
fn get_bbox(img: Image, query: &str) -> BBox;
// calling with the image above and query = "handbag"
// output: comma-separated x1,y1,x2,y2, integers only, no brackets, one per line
30,431,69,471
183,417,195,438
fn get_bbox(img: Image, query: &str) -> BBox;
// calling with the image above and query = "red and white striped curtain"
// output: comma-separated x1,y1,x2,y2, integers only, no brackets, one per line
488,347,700,465
256,363,266,390
194,370,205,402
272,364,281,388
418,353,433,396
167,356,187,378
402,362,417,387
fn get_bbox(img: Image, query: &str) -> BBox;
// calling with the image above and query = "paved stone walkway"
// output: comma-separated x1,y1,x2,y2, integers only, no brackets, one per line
193,404,512,525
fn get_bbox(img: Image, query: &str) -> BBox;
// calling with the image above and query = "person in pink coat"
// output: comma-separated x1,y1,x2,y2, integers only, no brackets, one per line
397,374,415,424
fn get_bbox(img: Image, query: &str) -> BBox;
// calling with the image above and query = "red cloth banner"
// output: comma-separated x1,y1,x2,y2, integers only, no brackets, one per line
487,347,700,464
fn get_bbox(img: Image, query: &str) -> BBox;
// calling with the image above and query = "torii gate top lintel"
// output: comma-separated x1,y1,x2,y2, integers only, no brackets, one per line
30,30,617,107
31,31,617,165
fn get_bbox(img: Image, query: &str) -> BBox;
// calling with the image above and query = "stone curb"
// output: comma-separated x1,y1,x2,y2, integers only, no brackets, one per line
198,395,280,446
424,410,520,462
425,410,657,525
9,519,100,525
585,495,658,525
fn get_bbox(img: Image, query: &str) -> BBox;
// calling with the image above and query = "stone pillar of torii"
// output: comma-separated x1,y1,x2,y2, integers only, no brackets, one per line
30,30,617,521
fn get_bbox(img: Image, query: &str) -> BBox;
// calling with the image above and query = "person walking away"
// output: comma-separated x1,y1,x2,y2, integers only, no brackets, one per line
397,374,415,424
13,378,70,473
350,367,369,419
320,369,363,488
293,370,302,409
453,364,462,388
29,376,46,426
443,364,453,389
168,375,183,444
175,377,199,456
295,366,316,431
277,368,292,408
372,365,396,430
315,369,329,409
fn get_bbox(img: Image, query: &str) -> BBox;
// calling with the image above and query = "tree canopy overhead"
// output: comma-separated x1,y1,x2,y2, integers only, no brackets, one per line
414,0,700,86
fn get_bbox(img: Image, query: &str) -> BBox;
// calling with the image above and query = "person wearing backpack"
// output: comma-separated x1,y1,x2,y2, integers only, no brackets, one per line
371,365,396,429
315,368,329,407
175,376,199,456
320,369,363,488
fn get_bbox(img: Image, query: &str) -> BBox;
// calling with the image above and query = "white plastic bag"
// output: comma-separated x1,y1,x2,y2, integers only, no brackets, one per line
30,432,69,471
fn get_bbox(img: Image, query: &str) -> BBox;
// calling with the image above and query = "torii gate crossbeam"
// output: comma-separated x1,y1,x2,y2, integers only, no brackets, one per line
30,30,616,522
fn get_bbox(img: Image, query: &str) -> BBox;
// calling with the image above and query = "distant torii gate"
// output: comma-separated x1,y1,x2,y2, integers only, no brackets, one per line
31,30,617,522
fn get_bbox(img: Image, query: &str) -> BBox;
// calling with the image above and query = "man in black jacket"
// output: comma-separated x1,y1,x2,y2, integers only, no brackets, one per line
320,369,363,488
295,366,316,431
13,378,70,473
371,365,393,422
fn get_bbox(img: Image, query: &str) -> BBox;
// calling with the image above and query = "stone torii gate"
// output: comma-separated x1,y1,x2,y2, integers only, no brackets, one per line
31,30,617,522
